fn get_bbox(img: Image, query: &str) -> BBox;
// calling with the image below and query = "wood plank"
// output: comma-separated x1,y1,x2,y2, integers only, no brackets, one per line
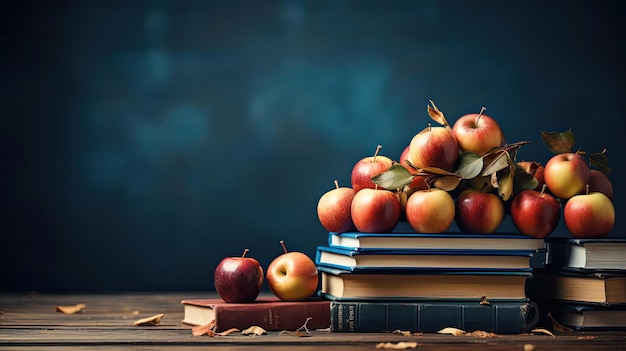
2,292,626,350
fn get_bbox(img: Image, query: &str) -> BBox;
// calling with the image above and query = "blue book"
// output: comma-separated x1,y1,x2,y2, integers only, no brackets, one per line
546,238,626,270
328,230,546,252
315,245,546,271
319,266,532,301
329,299,539,334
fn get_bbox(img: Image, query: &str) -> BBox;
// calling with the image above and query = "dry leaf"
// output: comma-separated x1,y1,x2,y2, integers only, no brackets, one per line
523,344,535,351
577,335,598,340
375,341,419,349
242,325,267,336
531,328,555,337
133,313,164,326
216,328,240,336
438,327,466,336
192,320,216,337
56,303,87,314
465,330,500,338
132,310,140,316
480,296,490,305
391,329,412,336
547,313,573,332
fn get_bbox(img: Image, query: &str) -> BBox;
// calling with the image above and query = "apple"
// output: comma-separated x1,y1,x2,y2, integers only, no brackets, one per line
405,188,455,233
564,187,615,238
510,185,561,238
399,145,428,190
317,180,355,233
588,169,614,200
214,249,264,303
351,188,401,233
266,241,318,301
452,108,504,156
543,153,591,199
454,189,505,234
517,161,545,191
408,125,459,171
351,145,393,192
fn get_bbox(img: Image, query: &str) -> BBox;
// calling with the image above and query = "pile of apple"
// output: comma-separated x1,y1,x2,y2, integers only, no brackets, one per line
317,100,615,239
213,242,319,303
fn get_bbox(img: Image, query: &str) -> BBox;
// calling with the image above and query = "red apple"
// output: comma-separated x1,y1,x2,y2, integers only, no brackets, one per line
405,188,455,233
266,241,318,301
588,169,613,200
510,185,561,238
317,180,355,233
455,189,505,234
399,145,428,190
452,108,504,156
564,188,615,238
214,249,264,303
543,153,591,199
351,188,401,233
517,161,545,191
408,125,459,171
351,145,393,192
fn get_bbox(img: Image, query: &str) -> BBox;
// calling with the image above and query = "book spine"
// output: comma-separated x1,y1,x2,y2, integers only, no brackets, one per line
214,302,331,332
330,301,538,334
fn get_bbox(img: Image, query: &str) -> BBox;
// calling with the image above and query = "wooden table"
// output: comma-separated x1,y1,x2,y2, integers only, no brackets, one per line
2,292,626,350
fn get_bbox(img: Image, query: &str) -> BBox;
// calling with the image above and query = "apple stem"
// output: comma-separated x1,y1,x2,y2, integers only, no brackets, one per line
539,184,547,197
333,179,340,189
585,184,590,195
427,122,432,132
279,240,288,254
373,144,382,162
476,106,486,125
241,248,249,258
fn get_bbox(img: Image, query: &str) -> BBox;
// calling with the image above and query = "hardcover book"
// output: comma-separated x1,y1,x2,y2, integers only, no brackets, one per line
329,300,539,334
527,270,626,304
546,238,626,270
181,297,331,332
543,302,626,330
328,231,546,252
316,245,544,271
319,266,532,301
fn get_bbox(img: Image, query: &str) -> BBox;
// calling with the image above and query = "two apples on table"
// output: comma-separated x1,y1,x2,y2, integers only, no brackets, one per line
317,101,615,240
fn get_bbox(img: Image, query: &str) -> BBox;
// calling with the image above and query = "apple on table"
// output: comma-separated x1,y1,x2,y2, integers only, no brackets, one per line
214,249,264,303
266,241,319,301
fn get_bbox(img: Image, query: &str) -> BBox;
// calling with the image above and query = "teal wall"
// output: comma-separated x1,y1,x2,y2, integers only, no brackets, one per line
3,0,624,291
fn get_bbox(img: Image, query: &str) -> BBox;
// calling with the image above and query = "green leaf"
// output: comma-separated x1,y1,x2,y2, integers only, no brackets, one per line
453,152,484,179
589,149,611,174
541,130,576,154
371,164,415,190
513,166,539,193
420,166,457,176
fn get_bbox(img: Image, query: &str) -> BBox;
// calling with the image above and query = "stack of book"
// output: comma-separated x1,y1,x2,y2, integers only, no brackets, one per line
315,222,546,333
527,237,626,330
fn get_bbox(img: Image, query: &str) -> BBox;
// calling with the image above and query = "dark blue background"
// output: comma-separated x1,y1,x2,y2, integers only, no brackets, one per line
2,0,624,292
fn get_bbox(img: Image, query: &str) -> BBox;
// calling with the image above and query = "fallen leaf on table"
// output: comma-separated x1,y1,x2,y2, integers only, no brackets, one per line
547,313,573,332
391,329,412,336
132,310,140,316
375,341,418,349
437,327,466,336
523,344,535,351
192,320,216,337
279,317,313,337
577,335,598,340
465,330,500,338
531,328,555,337
242,325,266,336
133,313,164,326
56,303,87,314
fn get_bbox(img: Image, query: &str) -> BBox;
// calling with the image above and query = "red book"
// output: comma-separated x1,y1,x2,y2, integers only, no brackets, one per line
181,297,331,332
